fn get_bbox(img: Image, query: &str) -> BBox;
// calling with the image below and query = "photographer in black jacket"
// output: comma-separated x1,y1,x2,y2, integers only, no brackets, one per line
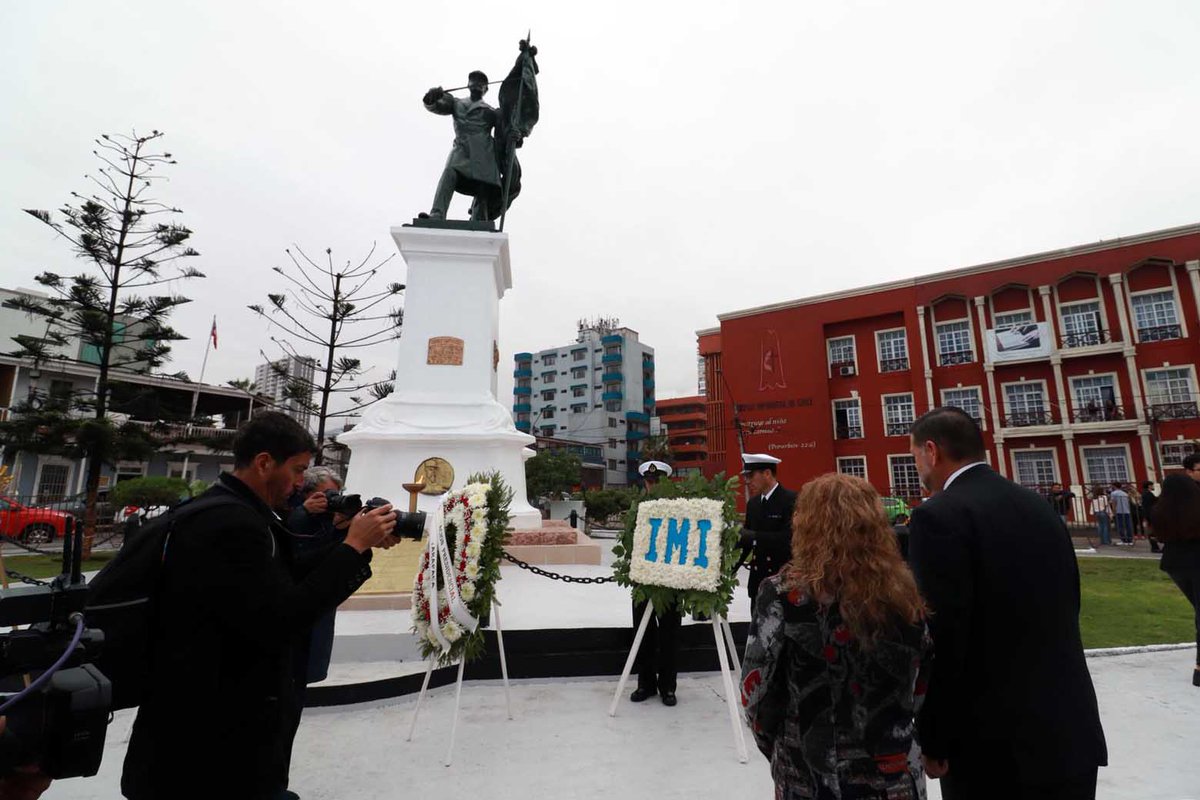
121,412,398,800
286,466,354,685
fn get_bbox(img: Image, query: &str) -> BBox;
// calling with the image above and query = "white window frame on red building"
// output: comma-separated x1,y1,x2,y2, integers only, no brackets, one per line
827,335,857,376
940,386,984,423
1161,440,1200,469
832,397,864,440
836,456,868,480
1141,364,1200,420
1058,299,1107,348
1129,287,1186,343
1068,372,1124,422
1011,447,1059,488
875,328,909,374
1000,378,1053,427
993,309,1033,330
1079,444,1134,486
887,454,922,498
934,319,976,366
881,392,916,437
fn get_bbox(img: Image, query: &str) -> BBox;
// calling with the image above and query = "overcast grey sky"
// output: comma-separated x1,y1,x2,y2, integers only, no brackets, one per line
3,0,1199,408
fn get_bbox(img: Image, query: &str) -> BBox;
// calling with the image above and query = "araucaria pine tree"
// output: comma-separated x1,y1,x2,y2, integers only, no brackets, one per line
250,244,403,464
4,130,202,555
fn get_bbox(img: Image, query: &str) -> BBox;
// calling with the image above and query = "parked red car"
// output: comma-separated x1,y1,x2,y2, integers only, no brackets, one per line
0,495,75,545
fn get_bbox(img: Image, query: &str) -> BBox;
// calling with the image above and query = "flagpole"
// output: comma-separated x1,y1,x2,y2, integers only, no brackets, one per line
498,31,531,233
189,315,215,419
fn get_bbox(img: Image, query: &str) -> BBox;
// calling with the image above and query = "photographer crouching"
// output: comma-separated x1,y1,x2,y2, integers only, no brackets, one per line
121,412,400,800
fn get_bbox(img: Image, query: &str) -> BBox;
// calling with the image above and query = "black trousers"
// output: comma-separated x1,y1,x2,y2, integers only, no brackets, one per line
1166,566,1200,664
632,599,680,694
941,768,1098,800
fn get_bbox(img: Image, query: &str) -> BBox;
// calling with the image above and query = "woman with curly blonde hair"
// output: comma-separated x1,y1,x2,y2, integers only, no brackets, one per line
742,473,932,800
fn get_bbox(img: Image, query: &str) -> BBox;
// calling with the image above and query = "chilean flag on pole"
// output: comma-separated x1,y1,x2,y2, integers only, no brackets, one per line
210,316,218,350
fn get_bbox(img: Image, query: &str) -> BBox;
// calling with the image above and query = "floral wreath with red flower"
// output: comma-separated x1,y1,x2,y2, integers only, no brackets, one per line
411,472,512,665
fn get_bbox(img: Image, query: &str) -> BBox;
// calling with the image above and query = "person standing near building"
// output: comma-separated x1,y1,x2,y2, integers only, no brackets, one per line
1110,482,1133,545
907,407,1106,800
1151,456,1200,687
1049,482,1075,527
737,454,798,611
629,460,683,706
1089,487,1112,546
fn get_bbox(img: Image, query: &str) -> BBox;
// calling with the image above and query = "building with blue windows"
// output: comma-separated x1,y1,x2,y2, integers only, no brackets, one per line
513,320,655,486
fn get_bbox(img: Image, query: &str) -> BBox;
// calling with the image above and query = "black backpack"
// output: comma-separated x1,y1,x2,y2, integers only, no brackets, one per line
85,493,244,710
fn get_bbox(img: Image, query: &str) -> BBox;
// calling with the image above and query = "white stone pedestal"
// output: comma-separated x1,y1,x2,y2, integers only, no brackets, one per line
340,226,539,528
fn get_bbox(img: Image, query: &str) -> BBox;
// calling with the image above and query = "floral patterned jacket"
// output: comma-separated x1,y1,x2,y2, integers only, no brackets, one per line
741,576,932,800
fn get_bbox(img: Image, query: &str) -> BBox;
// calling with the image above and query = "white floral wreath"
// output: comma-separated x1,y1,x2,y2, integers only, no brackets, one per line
411,482,491,653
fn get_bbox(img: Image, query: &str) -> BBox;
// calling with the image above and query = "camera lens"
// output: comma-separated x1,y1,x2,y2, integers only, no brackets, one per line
394,511,427,540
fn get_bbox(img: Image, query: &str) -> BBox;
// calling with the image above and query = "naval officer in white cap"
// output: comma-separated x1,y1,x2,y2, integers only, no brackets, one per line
736,453,798,612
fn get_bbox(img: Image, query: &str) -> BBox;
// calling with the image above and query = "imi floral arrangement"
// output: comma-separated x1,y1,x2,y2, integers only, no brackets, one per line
612,472,742,618
411,472,512,666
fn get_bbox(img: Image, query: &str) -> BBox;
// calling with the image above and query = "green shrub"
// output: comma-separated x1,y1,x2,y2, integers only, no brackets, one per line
583,487,636,524
110,476,192,508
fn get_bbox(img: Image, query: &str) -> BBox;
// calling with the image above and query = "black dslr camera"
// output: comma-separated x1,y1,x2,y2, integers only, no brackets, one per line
323,489,363,515
362,496,426,540
0,519,110,779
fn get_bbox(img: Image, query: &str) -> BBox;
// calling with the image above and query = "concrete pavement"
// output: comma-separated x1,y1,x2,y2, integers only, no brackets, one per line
42,648,1200,800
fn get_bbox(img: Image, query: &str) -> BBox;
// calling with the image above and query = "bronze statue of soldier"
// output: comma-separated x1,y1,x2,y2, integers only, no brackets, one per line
419,39,539,225
423,70,501,221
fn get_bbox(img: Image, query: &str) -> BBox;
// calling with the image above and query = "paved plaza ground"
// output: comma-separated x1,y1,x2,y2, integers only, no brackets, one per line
44,647,1198,799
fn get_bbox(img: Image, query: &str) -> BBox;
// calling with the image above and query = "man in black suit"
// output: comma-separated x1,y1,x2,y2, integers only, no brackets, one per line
908,407,1107,800
122,412,399,800
738,453,798,610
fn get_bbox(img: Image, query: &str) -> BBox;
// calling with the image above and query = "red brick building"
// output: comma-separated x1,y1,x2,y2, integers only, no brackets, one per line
699,223,1200,504
656,395,707,475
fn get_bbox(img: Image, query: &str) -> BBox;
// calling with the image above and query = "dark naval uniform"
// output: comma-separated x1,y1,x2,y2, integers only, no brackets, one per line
743,483,798,605
630,461,683,706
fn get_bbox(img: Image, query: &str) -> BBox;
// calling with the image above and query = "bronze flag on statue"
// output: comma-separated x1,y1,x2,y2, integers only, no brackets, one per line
489,40,540,222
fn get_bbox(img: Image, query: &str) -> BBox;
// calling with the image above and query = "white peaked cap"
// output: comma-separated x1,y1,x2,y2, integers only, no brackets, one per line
741,453,782,471
638,460,673,477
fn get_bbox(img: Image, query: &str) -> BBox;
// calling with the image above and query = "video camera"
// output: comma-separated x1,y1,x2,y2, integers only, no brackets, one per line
325,491,426,540
0,518,110,779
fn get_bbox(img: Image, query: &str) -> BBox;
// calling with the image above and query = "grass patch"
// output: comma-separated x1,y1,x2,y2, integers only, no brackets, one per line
1079,557,1194,649
0,551,118,581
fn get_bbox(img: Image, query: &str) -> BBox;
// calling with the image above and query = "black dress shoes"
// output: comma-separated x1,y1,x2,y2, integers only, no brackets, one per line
630,687,655,702
660,691,677,706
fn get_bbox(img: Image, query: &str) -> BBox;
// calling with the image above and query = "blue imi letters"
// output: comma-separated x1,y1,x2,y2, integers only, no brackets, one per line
644,517,713,569
629,499,725,592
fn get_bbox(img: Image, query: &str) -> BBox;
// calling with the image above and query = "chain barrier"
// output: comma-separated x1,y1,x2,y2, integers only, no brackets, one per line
501,550,751,584
3,569,52,587
501,550,616,584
